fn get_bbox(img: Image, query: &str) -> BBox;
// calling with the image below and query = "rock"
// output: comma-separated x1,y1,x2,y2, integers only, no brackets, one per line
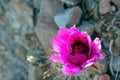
101,32,108,37
91,60,107,74
33,0,42,9
111,35,120,56
25,0,33,5
0,1,38,80
54,6,82,28
111,0,120,7
112,56,120,71
0,15,6,27
0,1,9,26
28,64,36,80
6,1,33,28
0,51,28,80
92,6,99,20
102,38,110,48
115,35,120,47
38,0,64,23
0,5,3,16
93,21,103,33
112,46,120,56
98,74,110,80
86,0,99,20
0,0,11,11
62,0,81,6
36,0,64,54
78,68,96,80
77,21,94,35
86,0,96,11
99,0,112,15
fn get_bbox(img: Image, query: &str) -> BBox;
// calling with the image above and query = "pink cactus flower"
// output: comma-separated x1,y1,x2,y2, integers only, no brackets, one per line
50,27,104,76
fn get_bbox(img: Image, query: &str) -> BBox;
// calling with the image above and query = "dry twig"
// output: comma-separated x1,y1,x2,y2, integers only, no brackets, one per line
115,70,119,80
109,40,114,76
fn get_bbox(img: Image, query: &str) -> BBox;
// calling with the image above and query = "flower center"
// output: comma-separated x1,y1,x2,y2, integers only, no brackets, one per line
71,42,89,55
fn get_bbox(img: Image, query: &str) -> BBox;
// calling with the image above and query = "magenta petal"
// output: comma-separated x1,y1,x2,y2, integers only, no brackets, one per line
69,27,81,37
80,31,92,47
52,36,60,52
52,28,72,53
81,31,92,45
50,54,63,63
93,37,101,50
91,37,104,60
66,27,83,45
82,57,96,68
58,28,70,40
69,54,87,65
62,65,80,76
97,53,104,60
52,36,71,54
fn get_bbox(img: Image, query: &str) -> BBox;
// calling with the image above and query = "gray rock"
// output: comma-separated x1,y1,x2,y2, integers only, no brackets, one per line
102,38,110,48
54,7,82,28
33,0,42,9
38,0,64,23
62,0,81,6
91,60,107,74
6,1,33,28
111,0,120,7
36,0,64,54
0,5,6,26
98,74,110,80
25,0,33,6
86,0,96,11
97,60,107,74
113,56,120,71
86,0,99,20
115,35,120,47
0,1,36,80
112,35,120,55
77,21,94,35
93,21,103,33
0,5,3,16
0,0,11,11
92,6,99,20
99,0,112,15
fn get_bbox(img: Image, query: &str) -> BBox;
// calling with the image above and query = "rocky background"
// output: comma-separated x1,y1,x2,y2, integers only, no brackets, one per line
0,0,120,80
